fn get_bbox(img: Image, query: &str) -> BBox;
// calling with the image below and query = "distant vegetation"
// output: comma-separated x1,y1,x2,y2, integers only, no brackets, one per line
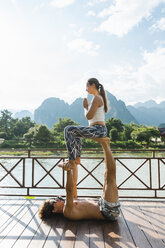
0,109,164,149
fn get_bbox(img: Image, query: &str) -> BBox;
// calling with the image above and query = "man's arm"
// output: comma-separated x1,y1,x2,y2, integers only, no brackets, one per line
72,165,78,198
63,170,74,216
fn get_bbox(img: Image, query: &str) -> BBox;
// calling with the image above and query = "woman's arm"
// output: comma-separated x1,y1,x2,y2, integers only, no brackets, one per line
83,98,88,110
85,95,103,120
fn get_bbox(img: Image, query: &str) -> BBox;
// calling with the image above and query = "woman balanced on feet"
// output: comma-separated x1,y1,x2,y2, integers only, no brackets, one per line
59,78,109,171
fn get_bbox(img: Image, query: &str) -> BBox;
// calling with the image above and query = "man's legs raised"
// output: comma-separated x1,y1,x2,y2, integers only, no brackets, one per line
94,138,118,203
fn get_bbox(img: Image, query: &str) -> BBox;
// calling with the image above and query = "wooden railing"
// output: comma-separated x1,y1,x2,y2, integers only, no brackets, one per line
0,149,165,199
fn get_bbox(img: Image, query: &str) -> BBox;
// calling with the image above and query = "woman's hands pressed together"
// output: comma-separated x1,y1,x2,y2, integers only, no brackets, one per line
83,98,88,110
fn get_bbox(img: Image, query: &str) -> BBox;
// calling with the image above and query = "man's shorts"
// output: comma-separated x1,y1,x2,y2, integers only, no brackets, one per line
98,197,120,221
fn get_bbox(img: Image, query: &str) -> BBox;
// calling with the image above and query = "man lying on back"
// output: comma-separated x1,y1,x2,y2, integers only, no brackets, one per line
38,139,120,221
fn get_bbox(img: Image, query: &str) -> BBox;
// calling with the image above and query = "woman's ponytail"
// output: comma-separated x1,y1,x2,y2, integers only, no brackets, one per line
99,84,108,113
87,78,109,113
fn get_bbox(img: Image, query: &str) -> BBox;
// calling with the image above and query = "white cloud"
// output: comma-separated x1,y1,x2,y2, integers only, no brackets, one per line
50,0,75,8
32,3,46,14
97,0,165,37
67,38,99,56
87,10,96,16
154,40,165,46
69,25,84,37
11,0,18,6
10,0,20,10
88,0,107,7
151,17,165,31
99,46,165,104
74,28,84,37
139,47,165,84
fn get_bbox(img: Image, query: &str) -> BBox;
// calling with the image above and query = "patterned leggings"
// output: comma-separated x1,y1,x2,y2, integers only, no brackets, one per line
64,124,107,160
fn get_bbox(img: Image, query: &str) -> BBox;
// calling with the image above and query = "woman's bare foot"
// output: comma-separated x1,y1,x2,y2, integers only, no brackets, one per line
58,160,75,171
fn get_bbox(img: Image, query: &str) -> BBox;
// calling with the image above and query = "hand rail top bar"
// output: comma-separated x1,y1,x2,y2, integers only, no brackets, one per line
0,148,165,152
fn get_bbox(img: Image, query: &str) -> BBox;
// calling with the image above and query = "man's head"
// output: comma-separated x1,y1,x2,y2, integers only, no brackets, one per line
38,196,65,221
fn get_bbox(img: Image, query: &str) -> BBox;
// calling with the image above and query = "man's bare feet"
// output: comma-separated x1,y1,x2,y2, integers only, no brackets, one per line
58,160,75,171
75,157,81,165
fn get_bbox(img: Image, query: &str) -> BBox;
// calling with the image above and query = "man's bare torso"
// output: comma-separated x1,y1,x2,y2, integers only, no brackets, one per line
63,198,104,220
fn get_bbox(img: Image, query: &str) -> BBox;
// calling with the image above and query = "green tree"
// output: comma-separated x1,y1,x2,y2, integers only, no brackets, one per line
105,118,113,135
52,117,78,133
0,110,13,139
112,118,124,132
33,125,53,144
139,131,151,145
23,127,36,146
0,132,7,139
52,118,78,144
0,110,35,140
161,136,165,145
131,128,153,147
131,129,143,143
13,117,35,138
123,124,134,141
148,127,160,144
110,128,118,142
106,118,123,140
106,118,123,132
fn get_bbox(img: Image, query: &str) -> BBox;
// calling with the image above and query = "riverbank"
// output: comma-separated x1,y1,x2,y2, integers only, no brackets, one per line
0,148,165,158
0,139,165,150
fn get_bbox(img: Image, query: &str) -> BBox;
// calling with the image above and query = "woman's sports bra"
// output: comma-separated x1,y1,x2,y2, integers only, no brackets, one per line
87,101,105,125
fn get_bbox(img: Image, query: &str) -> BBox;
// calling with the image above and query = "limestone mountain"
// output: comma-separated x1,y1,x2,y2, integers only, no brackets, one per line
106,92,137,124
34,98,70,128
134,100,165,109
127,100,165,126
68,98,88,126
14,110,34,120
34,91,138,128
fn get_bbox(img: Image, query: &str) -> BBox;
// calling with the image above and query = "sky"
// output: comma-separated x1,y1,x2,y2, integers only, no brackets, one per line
0,0,165,112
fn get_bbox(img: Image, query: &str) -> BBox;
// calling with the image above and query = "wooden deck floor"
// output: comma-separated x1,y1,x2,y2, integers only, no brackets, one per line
0,199,165,248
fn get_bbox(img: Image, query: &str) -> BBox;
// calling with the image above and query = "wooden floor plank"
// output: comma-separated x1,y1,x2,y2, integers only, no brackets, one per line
13,201,43,248
0,199,19,218
139,202,165,245
0,200,30,247
103,207,136,248
25,222,51,248
27,210,53,248
0,200,27,235
121,202,152,248
123,201,165,248
58,219,77,248
89,220,105,248
156,201,165,243
43,216,66,248
0,199,10,207
27,223,51,248
5,200,41,248
74,220,90,248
